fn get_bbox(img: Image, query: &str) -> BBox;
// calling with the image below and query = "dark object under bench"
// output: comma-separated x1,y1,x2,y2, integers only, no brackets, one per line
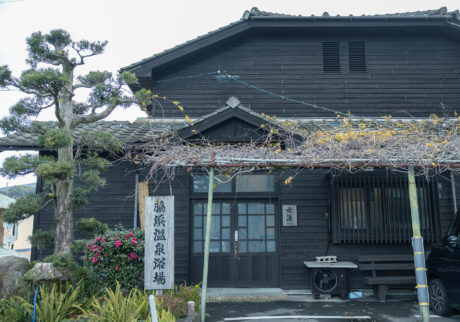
358,255,415,302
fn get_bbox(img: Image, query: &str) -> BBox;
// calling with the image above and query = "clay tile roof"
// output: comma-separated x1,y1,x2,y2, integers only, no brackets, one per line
0,120,187,150
246,6,458,19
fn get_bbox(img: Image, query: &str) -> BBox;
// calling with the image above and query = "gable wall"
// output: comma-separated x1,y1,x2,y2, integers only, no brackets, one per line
148,32,460,118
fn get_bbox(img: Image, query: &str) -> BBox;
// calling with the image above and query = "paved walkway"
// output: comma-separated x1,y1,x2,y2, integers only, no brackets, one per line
206,299,460,322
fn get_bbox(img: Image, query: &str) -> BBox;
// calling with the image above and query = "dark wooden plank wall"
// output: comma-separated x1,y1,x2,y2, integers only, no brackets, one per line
148,33,460,118
278,169,456,290
34,162,137,258
34,164,191,285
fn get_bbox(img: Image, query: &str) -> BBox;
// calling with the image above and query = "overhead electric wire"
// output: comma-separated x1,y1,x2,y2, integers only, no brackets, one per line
154,71,220,83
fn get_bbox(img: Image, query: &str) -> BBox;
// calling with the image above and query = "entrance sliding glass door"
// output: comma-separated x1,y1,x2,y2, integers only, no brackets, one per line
191,200,279,287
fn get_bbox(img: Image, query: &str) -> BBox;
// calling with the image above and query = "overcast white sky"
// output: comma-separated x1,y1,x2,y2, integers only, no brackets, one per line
0,0,458,188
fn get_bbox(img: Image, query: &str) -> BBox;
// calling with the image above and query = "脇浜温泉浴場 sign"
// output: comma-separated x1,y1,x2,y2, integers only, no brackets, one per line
144,196,174,290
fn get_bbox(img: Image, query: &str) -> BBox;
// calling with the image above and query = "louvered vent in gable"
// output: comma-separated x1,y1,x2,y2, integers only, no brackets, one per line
349,42,367,72
322,42,340,73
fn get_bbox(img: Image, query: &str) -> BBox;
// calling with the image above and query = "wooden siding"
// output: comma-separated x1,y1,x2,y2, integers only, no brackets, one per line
33,163,457,289
278,169,456,289
33,164,191,285
147,33,460,118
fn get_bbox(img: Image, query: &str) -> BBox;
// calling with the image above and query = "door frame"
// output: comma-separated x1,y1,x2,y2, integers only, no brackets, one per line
188,172,280,287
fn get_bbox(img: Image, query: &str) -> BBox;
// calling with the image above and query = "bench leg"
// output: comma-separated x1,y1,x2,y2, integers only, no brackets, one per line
377,285,388,302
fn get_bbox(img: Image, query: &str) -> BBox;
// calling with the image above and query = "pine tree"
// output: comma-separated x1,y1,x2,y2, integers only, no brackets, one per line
0,29,152,254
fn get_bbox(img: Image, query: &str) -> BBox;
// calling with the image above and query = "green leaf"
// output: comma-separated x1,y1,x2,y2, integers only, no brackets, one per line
82,169,106,188
1,154,54,178
119,71,138,85
79,130,123,153
0,65,12,87
20,68,65,95
38,128,72,149
36,160,75,180
77,71,112,87
75,217,108,237
79,155,110,170
2,193,44,223
28,229,55,249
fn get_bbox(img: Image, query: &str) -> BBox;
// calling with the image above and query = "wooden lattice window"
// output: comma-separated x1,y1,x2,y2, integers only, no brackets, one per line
348,42,367,72
323,42,341,73
330,175,441,244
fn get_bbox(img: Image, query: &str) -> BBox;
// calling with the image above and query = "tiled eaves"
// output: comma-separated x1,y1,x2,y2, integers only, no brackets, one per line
1,116,455,151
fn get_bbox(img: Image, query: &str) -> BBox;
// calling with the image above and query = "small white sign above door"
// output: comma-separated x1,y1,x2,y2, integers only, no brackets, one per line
282,205,297,226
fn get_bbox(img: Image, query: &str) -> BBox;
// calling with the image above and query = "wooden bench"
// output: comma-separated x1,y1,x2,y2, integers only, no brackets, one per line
358,255,415,302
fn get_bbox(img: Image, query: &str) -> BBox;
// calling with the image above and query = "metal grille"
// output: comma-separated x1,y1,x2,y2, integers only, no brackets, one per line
330,175,441,244
348,42,367,72
323,42,341,73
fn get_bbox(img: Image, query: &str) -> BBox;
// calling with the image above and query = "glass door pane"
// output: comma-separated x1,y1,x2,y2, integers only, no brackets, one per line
237,202,276,253
192,201,231,253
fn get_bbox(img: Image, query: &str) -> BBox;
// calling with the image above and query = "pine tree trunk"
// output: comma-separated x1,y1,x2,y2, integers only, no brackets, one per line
54,65,75,254
54,167,74,254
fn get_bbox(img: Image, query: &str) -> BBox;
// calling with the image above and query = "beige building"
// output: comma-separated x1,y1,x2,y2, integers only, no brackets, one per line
0,193,33,259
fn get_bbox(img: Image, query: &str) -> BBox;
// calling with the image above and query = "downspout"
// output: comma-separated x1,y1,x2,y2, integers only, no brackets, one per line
134,173,139,228
451,172,457,213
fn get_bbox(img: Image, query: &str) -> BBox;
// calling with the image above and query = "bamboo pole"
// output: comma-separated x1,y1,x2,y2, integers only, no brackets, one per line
201,167,214,322
138,182,149,229
451,172,457,213
408,166,430,322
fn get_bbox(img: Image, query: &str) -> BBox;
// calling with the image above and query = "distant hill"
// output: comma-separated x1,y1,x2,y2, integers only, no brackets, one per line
0,183,36,199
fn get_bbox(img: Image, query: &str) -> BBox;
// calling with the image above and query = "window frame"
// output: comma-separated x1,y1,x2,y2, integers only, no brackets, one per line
330,175,441,244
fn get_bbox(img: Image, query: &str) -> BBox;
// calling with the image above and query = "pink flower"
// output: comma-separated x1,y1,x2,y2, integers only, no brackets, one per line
101,238,106,243
115,237,118,240
115,266,119,271
131,239,136,245
127,256,131,261
115,240,122,248
98,246,102,250
92,257,98,264
93,244,97,248
86,244,90,248
125,235,128,239
129,231,133,237
108,268,111,272
96,252,100,256
96,237,101,241
130,252,138,259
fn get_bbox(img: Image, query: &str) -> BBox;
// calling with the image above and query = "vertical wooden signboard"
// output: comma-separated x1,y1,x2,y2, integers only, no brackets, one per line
282,205,297,226
144,196,174,290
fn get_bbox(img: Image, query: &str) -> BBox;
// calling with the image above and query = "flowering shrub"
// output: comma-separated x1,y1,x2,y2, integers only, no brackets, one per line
83,226,144,290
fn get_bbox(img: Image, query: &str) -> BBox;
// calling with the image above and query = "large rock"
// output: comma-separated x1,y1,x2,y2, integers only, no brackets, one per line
23,262,63,283
0,255,30,297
